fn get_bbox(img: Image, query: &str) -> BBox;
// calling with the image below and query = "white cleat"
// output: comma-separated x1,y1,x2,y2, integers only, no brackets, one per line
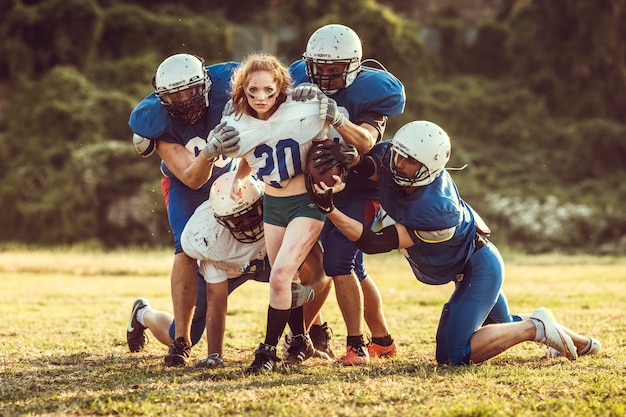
545,337,601,359
531,307,577,361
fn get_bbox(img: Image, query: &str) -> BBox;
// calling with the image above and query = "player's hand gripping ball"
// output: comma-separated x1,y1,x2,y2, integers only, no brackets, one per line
305,139,347,188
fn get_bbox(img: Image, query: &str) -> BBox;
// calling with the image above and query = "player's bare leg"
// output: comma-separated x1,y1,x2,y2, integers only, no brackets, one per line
165,252,197,366
287,240,335,358
205,280,228,358
334,273,369,365
469,320,536,364
470,309,578,364
361,276,397,358
142,309,175,346
300,242,333,329
361,276,389,337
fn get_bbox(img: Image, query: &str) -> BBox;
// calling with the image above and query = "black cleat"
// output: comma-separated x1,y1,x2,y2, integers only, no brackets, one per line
164,337,191,366
309,322,335,358
245,343,280,375
126,298,149,353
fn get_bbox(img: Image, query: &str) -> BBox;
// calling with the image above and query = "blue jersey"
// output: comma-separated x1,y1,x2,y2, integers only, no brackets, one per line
370,141,479,285
289,59,405,202
128,61,239,193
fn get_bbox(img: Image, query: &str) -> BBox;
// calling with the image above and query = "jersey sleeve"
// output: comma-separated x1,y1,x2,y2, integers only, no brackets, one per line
343,68,406,118
128,93,170,139
199,261,229,284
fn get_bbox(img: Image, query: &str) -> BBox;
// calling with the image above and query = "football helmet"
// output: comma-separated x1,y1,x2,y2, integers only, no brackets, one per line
153,54,211,124
303,24,362,95
209,172,265,243
389,121,451,187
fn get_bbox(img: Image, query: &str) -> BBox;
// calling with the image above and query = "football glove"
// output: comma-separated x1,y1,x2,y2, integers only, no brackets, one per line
292,82,322,101
320,97,345,128
312,142,357,175
221,99,235,117
305,172,335,214
291,282,314,308
203,121,240,161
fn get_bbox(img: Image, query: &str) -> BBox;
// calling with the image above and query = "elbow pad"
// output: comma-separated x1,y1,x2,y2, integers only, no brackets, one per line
355,225,399,254
132,134,156,158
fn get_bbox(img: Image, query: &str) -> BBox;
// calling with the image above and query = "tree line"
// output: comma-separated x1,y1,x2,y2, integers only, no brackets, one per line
0,0,624,253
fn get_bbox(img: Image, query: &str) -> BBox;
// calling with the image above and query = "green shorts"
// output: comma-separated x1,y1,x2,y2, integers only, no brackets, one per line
263,193,325,227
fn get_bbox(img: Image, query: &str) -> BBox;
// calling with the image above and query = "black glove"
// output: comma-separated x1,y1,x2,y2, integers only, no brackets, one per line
312,142,358,175
305,172,335,214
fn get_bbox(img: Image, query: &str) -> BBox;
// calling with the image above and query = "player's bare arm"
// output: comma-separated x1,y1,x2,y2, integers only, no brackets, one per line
156,140,214,190
334,119,378,153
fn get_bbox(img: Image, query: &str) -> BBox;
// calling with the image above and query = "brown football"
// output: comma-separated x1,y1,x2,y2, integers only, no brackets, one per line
305,139,345,187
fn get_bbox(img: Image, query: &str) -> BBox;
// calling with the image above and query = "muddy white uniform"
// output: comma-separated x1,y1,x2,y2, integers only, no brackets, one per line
181,200,269,284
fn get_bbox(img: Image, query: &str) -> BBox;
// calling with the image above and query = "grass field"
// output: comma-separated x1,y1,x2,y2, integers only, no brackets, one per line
1,248,625,416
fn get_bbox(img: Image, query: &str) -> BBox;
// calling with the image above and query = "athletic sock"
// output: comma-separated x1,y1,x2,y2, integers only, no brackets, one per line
137,306,150,327
371,335,393,347
346,335,365,347
287,305,305,336
530,318,546,342
264,306,291,347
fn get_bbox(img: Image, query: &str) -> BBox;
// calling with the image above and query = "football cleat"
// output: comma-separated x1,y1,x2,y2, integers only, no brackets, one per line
281,331,294,357
194,353,226,368
531,308,577,361
341,344,370,366
245,343,281,375
284,334,316,366
545,336,601,359
368,340,398,358
164,337,191,366
309,322,335,359
126,298,149,353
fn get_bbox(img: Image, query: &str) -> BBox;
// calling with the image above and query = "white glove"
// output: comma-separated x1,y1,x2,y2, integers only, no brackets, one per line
221,99,235,117
292,82,322,101
203,121,240,161
291,281,314,308
320,97,345,128
132,134,156,158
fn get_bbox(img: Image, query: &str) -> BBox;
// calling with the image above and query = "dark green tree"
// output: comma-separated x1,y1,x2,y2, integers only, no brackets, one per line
508,0,626,121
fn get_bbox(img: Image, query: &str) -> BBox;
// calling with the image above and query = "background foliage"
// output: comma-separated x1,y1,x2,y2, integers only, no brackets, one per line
0,0,624,252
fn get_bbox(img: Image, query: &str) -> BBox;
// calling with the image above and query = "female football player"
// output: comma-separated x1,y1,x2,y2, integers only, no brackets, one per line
212,52,330,373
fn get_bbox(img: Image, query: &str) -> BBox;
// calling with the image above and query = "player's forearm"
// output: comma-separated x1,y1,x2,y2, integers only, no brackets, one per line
324,209,364,242
157,141,214,190
335,120,376,153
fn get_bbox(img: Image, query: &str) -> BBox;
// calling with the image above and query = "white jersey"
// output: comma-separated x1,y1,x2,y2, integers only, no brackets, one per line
180,200,267,284
223,97,326,189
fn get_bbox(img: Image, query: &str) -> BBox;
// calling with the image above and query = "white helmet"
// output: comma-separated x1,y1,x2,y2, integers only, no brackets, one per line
389,121,451,187
153,54,211,124
209,172,265,243
303,24,362,94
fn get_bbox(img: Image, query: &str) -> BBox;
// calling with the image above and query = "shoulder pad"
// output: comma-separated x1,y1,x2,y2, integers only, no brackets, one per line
128,93,170,138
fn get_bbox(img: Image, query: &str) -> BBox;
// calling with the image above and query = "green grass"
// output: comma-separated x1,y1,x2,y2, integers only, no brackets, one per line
1,248,625,416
